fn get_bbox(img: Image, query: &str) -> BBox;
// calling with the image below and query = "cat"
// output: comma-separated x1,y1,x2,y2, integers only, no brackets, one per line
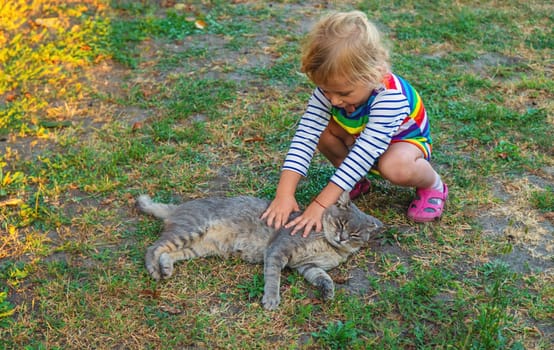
136,191,383,310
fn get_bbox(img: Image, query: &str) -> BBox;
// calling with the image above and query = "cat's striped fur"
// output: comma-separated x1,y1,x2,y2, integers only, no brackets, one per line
137,192,382,310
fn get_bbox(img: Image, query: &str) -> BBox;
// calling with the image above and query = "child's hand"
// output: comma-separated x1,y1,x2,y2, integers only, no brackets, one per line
261,196,300,230
285,201,325,237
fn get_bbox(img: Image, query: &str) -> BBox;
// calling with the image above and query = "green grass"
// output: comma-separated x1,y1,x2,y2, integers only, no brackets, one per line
1,0,553,348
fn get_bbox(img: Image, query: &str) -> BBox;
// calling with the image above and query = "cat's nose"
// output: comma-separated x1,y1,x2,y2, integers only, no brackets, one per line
340,231,349,241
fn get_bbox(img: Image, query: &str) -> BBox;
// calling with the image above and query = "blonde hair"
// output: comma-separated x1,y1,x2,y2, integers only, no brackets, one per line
301,11,390,88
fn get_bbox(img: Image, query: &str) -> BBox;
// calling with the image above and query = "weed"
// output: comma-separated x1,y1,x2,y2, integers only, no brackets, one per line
461,260,530,349
237,273,265,300
312,320,362,349
0,289,15,325
292,302,314,326
530,187,554,212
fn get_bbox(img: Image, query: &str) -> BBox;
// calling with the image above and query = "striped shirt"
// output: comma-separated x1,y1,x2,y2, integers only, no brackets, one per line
282,73,430,191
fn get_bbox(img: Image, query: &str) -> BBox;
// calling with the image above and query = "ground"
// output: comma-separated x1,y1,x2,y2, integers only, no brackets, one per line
1,1,553,348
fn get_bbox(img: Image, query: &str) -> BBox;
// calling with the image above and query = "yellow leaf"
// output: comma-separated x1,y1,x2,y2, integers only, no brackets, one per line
0,198,24,207
0,308,15,319
195,19,207,30
1,171,12,186
35,18,61,29
8,225,17,235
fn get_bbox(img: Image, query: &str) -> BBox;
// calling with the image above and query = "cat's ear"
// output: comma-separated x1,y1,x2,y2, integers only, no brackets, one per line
336,191,351,209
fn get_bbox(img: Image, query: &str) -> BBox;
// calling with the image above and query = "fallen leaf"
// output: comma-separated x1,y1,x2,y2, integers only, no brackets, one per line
0,198,24,207
141,87,153,99
159,304,182,315
139,289,161,299
300,298,322,306
333,276,350,284
94,54,106,64
101,197,116,205
132,122,143,132
244,136,264,143
195,19,207,29
160,0,176,8
35,17,61,28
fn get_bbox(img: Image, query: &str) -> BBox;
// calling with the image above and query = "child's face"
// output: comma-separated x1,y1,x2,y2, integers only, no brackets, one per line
319,77,373,112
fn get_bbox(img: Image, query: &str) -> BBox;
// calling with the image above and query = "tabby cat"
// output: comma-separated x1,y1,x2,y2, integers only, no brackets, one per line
136,192,382,310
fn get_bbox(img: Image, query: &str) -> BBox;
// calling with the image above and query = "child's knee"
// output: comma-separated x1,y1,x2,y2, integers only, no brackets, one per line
377,153,418,184
317,128,333,150
379,164,415,184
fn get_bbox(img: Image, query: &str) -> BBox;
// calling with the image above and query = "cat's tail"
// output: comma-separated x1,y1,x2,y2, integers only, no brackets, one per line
136,195,176,219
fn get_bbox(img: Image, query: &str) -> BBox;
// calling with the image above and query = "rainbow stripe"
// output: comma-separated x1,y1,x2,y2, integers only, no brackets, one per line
330,95,375,135
382,74,429,139
331,73,431,144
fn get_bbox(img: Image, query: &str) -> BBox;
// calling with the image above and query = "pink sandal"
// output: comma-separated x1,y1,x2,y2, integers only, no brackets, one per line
350,178,371,200
407,184,448,222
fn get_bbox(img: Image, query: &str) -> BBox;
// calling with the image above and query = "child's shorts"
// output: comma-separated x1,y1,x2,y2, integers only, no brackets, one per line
351,133,432,160
391,135,432,161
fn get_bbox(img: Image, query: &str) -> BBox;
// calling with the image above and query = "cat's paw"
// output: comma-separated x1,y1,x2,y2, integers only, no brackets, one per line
146,263,161,280
262,293,281,310
317,278,335,300
159,252,174,279
145,246,162,280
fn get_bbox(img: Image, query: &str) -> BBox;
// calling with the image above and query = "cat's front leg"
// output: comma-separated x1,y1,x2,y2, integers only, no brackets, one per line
262,253,288,310
297,265,335,301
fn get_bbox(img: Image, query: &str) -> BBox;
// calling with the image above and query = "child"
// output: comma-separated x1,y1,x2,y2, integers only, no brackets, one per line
261,11,448,237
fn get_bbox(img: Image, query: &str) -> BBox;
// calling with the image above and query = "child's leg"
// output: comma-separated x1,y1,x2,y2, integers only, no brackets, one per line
317,118,354,167
377,142,447,221
376,142,439,189
317,119,371,199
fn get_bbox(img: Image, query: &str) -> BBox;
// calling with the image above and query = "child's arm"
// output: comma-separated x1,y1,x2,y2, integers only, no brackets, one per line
286,182,343,237
330,90,409,191
261,170,302,229
281,88,331,177
263,88,331,230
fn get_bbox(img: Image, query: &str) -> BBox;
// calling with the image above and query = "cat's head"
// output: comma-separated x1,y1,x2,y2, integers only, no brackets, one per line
322,191,383,250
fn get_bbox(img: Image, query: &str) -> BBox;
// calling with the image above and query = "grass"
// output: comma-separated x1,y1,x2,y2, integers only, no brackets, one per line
1,0,553,348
